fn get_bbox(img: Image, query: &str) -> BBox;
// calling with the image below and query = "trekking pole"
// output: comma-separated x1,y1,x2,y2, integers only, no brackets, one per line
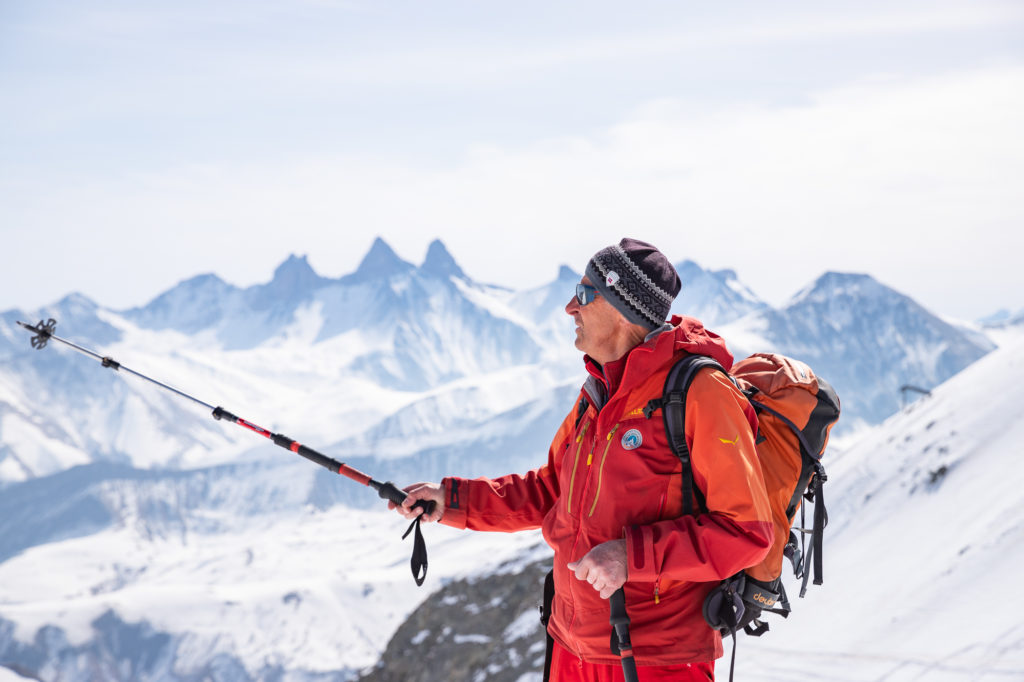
609,588,639,682
15,318,435,585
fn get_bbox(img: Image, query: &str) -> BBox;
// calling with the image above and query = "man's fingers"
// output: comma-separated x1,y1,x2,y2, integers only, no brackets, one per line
393,494,425,519
568,548,627,599
391,482,445,522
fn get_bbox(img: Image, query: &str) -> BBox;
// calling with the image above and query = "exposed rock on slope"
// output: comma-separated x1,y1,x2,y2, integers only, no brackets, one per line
360,556,551,682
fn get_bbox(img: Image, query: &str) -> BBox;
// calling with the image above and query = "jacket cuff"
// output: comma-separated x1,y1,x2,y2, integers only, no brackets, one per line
439,477,468,530
625,525,658,582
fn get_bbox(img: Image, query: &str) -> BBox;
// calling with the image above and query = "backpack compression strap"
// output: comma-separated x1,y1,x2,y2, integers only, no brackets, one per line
746,397,829,595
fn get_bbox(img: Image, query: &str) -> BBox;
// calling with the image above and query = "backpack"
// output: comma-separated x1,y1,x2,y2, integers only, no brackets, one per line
643,352,840,678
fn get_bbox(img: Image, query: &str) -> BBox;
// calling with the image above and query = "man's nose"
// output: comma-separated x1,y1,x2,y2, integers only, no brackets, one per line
565,296,580,315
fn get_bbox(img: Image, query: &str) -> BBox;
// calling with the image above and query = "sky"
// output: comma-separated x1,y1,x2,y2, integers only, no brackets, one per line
1,0,1022,321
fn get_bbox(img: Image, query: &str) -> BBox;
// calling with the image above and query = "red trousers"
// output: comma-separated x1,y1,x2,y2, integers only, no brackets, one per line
549,640,714,681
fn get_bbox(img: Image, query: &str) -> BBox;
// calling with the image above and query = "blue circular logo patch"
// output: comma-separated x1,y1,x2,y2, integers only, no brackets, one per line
621,429,643,450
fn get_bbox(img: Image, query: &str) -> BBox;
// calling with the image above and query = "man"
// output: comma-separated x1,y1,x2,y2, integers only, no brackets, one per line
394,238,773,680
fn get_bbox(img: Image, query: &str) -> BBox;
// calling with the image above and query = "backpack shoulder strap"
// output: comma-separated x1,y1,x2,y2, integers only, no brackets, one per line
658,354,729,516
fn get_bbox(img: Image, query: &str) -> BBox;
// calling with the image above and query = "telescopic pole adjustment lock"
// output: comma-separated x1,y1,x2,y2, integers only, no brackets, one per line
212,406,236,422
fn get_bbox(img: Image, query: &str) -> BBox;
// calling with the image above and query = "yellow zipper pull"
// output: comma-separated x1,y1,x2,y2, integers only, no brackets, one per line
606,424,620,441
654,583,660,605
586,453,593,465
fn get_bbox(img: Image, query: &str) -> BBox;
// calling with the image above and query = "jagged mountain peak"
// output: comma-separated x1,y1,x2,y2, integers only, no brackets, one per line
352,237,415,280
240,253,330,316
420,239,466,280
271,253,313,279
557,265,580,281
264,253,326,294
676,260,758,294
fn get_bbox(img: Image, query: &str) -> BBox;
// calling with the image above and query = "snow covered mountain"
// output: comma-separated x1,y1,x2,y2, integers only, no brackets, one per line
123,238,542,385
0,238,1006,681
720,271,994,433
670,259,769,328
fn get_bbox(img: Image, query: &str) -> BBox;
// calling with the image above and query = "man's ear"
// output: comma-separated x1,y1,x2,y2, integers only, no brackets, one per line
618,317,649,343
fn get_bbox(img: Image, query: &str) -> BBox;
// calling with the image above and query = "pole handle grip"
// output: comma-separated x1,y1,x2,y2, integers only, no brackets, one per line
376,481,437,516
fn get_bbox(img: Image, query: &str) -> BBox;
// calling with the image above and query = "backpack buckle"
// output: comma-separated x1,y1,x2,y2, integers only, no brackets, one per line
642,399,662,419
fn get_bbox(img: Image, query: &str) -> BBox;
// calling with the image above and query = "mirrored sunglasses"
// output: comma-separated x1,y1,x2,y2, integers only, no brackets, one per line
575,283,599,306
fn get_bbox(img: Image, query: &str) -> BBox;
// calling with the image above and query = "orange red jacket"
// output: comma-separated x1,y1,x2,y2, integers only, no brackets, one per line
440,316,773,665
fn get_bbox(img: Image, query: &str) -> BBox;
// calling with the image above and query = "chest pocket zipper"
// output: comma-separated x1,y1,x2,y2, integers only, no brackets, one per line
587,424,621,517
566,421,590,513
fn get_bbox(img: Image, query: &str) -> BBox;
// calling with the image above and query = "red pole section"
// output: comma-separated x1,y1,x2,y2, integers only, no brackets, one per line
214,407,363,479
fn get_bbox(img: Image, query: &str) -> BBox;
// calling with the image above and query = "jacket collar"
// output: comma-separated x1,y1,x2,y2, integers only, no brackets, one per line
582,315,734,408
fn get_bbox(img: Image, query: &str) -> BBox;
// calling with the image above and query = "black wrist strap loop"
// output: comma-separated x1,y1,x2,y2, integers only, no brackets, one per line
403,516,429,586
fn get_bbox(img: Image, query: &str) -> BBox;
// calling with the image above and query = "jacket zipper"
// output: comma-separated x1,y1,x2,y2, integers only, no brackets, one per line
653,494,666,604
587,424,621,517
565,421,590,513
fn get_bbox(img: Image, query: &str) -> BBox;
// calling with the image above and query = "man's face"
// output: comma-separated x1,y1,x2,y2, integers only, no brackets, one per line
565,276,624,359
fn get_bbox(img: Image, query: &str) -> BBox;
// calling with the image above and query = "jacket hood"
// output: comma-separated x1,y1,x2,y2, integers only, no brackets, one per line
665,315,734,371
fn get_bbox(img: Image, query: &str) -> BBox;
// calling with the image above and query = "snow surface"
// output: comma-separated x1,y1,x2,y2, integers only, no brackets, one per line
0,503,547,677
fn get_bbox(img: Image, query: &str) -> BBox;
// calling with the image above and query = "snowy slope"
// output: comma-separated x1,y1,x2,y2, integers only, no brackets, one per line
733,327,1024,681
0,498,546,679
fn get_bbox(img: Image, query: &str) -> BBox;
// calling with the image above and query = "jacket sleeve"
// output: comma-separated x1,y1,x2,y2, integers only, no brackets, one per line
625,370,774,583
439,401,578,532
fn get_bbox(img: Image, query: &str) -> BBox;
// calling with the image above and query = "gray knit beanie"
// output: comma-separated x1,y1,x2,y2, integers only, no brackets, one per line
584,238,681,330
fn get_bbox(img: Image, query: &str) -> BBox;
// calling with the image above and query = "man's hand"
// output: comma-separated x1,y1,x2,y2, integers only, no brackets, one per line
567,539,628,599
390,481,446,523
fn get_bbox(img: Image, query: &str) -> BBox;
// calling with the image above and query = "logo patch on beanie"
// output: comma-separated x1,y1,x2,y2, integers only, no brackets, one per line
606,271,620,287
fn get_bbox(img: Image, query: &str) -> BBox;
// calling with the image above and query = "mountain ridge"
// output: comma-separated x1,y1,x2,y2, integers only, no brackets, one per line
0,239,996,482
